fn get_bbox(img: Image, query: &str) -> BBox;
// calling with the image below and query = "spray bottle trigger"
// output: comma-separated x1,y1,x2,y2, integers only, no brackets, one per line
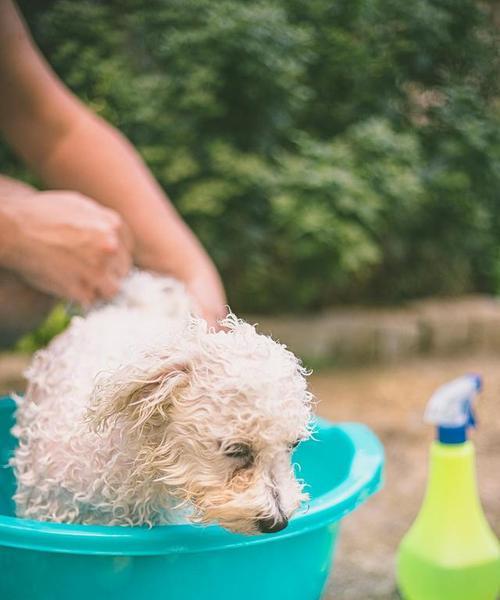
466,402,476,430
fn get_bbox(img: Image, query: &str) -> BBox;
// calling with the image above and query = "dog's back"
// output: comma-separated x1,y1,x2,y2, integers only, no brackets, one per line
12,271,191,522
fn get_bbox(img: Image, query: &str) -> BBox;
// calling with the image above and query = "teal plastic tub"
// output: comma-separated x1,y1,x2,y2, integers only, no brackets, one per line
0,396,383,600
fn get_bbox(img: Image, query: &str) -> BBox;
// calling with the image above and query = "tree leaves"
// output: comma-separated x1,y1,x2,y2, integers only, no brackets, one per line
5,0,500,311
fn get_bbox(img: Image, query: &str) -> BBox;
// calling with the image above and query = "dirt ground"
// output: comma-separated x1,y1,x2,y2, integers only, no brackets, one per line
314,355,500,600
0,352,499,600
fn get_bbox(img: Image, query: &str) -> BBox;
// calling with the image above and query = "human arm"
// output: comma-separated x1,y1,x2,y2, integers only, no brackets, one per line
0,0,226,325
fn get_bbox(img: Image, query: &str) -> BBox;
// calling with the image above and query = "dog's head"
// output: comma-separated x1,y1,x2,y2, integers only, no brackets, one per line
89,314,313,534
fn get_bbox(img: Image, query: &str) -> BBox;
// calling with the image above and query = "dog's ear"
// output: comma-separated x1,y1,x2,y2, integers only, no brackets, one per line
87,354,191,435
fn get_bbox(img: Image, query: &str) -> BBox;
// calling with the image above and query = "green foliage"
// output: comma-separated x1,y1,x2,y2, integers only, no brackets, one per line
4,0,500,311
15,305,71,353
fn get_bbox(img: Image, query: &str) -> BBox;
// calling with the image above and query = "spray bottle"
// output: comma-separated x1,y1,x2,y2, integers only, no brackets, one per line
397,374,500,600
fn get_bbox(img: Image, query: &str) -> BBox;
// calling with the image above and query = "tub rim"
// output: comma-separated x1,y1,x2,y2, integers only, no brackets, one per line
0,396,384,556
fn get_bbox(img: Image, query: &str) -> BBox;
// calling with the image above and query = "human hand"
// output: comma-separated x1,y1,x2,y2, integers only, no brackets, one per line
182,260,228,330
0,190,132,306
132,208,228,329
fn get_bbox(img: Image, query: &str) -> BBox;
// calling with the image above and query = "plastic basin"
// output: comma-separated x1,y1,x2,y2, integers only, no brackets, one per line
0,396,384,599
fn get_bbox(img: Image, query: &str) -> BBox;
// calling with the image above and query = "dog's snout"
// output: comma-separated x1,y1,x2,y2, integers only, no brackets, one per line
257,516,289,534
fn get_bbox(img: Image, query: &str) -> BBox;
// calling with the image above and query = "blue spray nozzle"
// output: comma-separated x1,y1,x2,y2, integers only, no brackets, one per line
424,374,482,444
470,373,482,392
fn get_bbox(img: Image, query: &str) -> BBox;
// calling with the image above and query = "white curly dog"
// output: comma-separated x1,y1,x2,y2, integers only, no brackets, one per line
12,271,313,535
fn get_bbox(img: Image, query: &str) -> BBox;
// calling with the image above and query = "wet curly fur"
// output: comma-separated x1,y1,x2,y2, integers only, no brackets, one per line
12,271,313,534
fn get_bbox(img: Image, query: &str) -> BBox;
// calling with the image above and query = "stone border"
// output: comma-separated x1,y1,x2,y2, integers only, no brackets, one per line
2,282,500,365
247,296,500,365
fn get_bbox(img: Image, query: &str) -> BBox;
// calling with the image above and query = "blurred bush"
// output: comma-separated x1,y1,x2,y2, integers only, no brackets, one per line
15,304,71,353
3,0,500,312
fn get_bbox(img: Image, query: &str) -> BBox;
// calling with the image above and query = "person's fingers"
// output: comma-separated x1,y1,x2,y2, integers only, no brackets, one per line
102,208,134,255
201,304,229,331
95,222,132,281
196,293,228,327
66,279,97,308
117,218,134,255
100,242,130,280
93,274,122,301
111,242,132,279
185,273,228,330
77,239,130,304
89,256,125,301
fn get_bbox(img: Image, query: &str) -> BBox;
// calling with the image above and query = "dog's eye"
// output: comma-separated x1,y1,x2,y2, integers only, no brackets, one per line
288,440,301,451
224,443,252,460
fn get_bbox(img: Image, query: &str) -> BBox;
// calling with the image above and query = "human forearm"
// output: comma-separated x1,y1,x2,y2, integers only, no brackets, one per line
0,0,226,324
32,109,227,323
0,0,204,277
36,111,210,278
4,117,226,324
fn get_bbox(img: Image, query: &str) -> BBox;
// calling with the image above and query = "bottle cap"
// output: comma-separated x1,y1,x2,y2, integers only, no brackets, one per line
424,374,482,444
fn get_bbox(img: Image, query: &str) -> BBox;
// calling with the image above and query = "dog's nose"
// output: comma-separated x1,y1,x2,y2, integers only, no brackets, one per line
257,516,289,534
